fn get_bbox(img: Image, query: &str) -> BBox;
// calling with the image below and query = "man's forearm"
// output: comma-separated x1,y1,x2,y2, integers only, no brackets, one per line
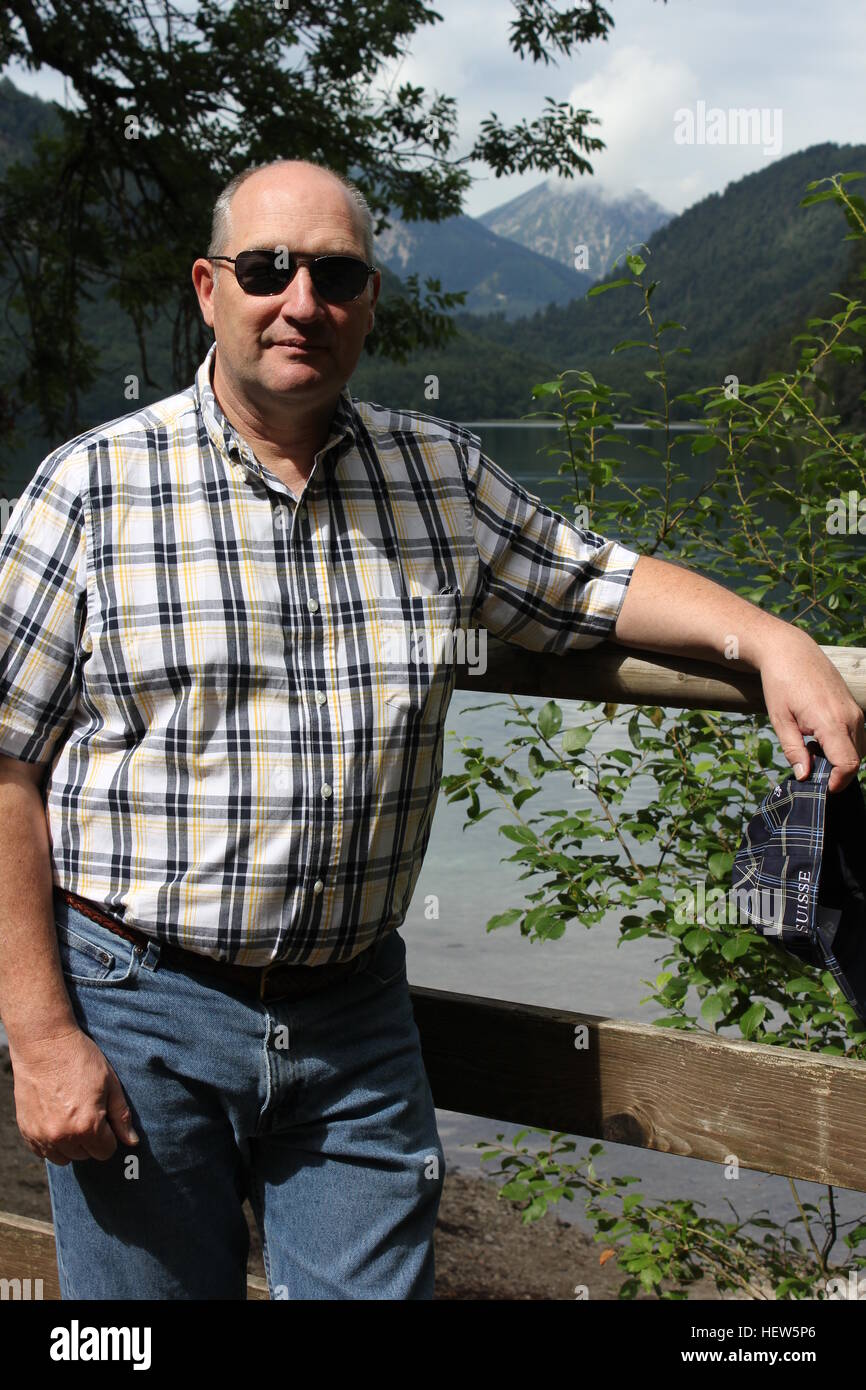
612,554,798,669
0,768,78,1050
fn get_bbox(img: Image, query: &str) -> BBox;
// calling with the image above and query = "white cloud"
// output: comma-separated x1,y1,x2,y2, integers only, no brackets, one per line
562,44,699,210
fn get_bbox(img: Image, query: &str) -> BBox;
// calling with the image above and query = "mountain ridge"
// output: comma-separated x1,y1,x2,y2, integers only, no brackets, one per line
476,178,671,280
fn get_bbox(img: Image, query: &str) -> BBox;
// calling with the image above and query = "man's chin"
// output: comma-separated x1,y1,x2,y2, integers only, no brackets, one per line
265,357,329,394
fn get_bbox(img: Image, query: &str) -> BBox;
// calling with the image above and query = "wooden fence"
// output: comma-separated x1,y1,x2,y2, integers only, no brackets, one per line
3,635,865,1299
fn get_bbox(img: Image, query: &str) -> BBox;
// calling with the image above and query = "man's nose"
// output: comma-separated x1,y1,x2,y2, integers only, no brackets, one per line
279,265,323,317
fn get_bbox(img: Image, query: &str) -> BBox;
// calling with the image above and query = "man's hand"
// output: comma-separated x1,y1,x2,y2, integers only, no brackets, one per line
9,1026,140,1165
612,554,866,792
757,625,866,792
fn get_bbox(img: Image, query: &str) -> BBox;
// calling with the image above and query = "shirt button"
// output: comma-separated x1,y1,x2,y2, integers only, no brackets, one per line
321,782,332,799
315,690,326,706
307,597,319,613
298,505,308,521
312,879,324,894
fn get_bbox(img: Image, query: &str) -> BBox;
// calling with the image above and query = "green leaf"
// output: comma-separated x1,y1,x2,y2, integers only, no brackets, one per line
587,277,632,297
486,909,522,931
739,1002,767,1039
609,748,636,765
757,739,775,767
524,905,566,939
611,338,650,354
528,745,546,777
626,253,647,276
700,994,727,1024
721,934,753,962
562,725,592,754
708,851,734,879
537,700,562,739
513,786,540,810
499,824,538,844
682,928,711,956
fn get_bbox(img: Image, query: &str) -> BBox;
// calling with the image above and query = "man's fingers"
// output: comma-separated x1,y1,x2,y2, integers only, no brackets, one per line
770,708,811,780
105,1069,139,1150
823,747,863,793
53,1141,93,1163
808,716,863,793
768,707,862,793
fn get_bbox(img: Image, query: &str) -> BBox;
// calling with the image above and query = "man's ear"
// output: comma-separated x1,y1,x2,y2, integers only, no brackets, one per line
191,258,217,329
366,269,381,334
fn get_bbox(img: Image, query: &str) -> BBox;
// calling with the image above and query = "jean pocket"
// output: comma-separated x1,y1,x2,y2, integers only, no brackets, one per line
360,929,407,986
55,918,140,987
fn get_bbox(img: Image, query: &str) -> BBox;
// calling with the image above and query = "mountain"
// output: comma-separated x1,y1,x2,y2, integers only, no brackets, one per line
373,210,592,320
352,141,866,421
461,142,866,385
477,179,671,279
0,74,61,170
370,181,671,322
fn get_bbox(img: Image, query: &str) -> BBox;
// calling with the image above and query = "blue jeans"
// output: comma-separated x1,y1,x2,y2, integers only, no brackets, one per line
44,891,445,1299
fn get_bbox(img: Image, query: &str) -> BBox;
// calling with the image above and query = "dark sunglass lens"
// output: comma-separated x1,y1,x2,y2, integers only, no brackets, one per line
235,251,291,295
312,257,368,302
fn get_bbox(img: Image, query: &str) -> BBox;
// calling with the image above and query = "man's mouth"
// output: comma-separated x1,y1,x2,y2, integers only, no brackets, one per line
271,341,325,351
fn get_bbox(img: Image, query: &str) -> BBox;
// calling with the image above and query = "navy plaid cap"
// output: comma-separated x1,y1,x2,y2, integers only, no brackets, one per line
731,741,866,1025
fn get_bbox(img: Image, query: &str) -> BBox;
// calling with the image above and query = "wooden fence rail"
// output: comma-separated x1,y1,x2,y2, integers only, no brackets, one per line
411,990,866,1192
3,638,865,1297
455,635,866,712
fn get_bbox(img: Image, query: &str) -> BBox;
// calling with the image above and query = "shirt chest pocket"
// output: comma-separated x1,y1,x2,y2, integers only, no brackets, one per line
373,589,461,724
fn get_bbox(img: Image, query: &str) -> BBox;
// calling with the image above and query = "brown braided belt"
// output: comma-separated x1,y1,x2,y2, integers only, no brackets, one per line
58,890,375,1003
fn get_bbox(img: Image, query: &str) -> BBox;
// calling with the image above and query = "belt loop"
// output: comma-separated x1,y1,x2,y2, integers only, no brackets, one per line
139,940,162,973
259,961,275,1001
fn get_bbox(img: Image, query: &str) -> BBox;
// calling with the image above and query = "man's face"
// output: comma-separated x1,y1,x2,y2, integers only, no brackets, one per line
193,167,380,418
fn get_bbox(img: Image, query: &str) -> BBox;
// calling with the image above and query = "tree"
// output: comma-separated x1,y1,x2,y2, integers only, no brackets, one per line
0,0,636,441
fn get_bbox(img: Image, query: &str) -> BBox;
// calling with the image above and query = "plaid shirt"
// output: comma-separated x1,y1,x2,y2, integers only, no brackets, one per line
0,342,640,965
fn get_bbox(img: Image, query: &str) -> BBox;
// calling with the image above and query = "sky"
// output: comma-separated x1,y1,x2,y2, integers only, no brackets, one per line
6,0,865,220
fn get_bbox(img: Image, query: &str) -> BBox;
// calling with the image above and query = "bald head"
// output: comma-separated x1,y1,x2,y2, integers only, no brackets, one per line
208,160,374,273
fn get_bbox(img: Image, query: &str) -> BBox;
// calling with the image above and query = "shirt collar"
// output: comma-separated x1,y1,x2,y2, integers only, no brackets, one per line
195,341,358,480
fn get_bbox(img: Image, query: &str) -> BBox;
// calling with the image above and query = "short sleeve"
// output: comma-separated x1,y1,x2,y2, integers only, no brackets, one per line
0,451,88,765
462,445,640,651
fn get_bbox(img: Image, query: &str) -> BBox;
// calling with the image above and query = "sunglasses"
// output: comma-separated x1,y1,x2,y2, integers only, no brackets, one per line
205,249,376,303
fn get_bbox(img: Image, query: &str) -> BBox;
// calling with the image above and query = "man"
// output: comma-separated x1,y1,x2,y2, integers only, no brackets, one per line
0,159,862,1301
